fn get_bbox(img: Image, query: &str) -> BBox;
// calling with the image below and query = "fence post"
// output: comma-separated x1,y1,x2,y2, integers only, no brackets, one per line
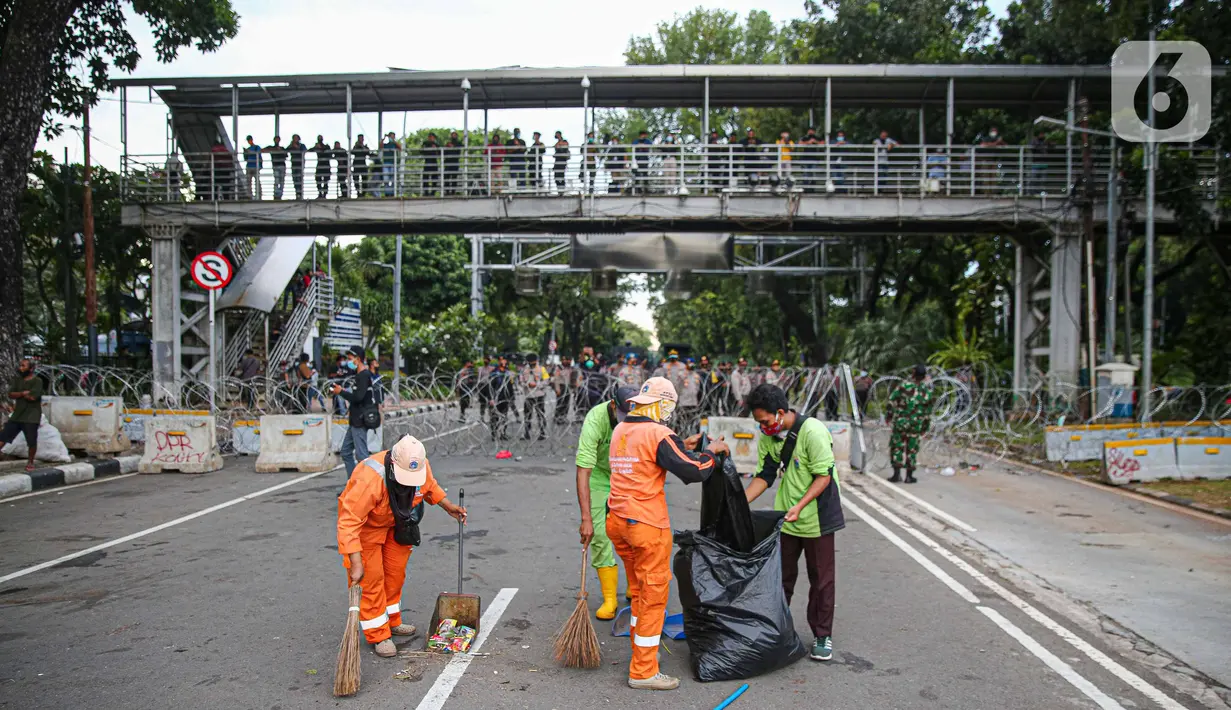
970,147,977,196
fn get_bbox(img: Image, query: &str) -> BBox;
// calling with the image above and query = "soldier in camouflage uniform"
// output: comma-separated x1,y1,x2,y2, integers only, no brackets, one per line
885,364,932,484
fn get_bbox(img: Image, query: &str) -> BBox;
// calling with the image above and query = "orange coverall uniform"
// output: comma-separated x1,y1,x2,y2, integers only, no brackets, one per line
606,415,716,680
337,450,445,644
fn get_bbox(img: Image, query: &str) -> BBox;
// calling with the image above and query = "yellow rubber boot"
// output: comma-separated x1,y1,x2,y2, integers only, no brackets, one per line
595,566,620,620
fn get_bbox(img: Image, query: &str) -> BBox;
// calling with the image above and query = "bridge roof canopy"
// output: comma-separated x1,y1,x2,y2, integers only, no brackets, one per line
111,64,1184,117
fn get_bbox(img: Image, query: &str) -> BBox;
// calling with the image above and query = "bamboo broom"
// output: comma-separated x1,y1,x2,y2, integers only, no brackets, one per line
333,584,363,697
553,548,602,669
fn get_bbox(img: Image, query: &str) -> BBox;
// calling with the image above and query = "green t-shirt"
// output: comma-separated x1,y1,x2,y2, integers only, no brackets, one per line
9,374,44,424
575,401,616,492
756,417,844,538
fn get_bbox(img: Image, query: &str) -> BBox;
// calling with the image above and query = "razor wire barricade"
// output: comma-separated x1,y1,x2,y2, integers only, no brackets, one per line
18,363,1231,463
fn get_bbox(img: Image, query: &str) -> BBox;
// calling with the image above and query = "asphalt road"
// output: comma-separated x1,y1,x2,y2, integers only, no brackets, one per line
0,445,1225,709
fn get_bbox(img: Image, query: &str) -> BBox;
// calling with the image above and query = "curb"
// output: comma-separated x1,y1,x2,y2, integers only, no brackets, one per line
0,455,141,500
1122,484,1231,521
962,445,1231,528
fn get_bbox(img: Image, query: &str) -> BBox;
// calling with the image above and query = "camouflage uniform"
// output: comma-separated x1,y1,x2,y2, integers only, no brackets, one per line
887,380,932,469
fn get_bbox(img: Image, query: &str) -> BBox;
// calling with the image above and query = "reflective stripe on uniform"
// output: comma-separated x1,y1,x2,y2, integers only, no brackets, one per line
630,616,638,626
359,613,389,630
386,602,400,615
363,458,383,474
633,634,660,647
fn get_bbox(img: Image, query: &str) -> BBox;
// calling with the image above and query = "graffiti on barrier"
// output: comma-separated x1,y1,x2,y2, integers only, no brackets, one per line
151,430,207,465
1104,447,1141,484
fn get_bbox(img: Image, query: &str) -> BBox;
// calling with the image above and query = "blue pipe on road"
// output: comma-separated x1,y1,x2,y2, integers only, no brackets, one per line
712,683,749,710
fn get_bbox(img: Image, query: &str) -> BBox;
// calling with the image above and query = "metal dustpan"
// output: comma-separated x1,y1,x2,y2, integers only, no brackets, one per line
428,488,481,643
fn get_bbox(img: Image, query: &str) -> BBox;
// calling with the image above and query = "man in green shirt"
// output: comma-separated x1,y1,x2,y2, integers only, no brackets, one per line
1,359,45,471
744,383,844,662
574,386,637,620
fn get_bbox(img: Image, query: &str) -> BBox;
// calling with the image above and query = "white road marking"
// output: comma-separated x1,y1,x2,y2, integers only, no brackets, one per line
0,466,341,586
842,496,980,603
860,471,977,532
847,485,1188,710
415,587,518,710
422,422,481,441
3,473,139,502
978,606,1125,710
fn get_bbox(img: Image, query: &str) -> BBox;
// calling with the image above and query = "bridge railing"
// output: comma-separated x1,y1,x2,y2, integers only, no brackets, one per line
121,143,1226,203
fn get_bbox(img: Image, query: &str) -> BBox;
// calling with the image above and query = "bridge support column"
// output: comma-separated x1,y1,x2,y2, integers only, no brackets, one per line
1012,244,1040,392
150,225,186,406
470,234,484,316
1048,232,1081,389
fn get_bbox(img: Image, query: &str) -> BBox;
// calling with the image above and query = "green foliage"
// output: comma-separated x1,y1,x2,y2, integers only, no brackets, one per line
837,304,946,372
928,323,993,369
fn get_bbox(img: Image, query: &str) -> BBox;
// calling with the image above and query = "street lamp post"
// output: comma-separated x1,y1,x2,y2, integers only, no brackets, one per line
369,237,402,404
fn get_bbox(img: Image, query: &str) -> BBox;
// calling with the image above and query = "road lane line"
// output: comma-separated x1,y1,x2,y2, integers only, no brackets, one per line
842,496,980,603
0,466,340,586
860,471,977,532
978,606,1125,710
847,484,1188,710
415,587,518,710
3,473,139,502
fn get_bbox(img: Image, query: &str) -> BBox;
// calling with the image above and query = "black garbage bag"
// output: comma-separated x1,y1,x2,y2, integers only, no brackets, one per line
673,510,808,682
698,451,757,553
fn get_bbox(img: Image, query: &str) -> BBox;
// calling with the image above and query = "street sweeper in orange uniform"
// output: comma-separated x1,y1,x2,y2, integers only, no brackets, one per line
337,434,467,657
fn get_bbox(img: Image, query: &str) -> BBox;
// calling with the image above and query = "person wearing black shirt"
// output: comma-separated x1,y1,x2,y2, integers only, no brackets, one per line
605,135,627,194
799,128,822,192
333,141,350,198
506,128,527,189
421,132,442,197
443,131,463,195
287,134,307,199
553,131,570,194
263,136,288,200
486,355,516,440
312,135,331,198
740,128,763,187
352,135,370,197
528,132,546,192
329,345,377,476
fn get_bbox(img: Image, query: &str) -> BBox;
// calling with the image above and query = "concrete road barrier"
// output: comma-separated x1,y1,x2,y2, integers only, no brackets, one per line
702,416,761,473
123,409,213,444
233,419,261,456
139,415,223,473
1102,437,1178,485
1046,423,1164,462
256,414,338,473
42,396,130,455
1176,437,1231,480
821,420,853,475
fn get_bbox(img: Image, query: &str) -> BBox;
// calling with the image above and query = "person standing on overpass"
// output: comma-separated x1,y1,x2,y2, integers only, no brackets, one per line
607,377,728,691
743,383,843,662
574,386,636,620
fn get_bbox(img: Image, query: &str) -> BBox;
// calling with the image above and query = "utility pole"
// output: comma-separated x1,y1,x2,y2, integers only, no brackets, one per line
62,148,77,363
1079,95,1097,416
393,235,403,403
1140,24,1157,423
83,103,98,365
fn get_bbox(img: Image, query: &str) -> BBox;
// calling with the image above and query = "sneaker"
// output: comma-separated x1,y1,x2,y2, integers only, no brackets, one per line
811,636,833,661
628,673,680,691
374,639,397,657
391,624,417,637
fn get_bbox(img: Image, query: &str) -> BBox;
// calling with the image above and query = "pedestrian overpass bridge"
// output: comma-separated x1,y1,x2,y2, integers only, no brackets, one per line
113,63,1228,404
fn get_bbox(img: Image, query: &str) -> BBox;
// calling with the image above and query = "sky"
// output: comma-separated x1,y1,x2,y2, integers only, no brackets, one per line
38,0,1010,342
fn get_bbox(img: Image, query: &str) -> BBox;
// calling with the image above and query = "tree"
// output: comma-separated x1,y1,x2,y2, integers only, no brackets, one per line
0,0,238,374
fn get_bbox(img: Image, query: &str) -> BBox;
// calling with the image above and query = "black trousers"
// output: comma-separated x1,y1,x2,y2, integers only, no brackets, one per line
0,420,38,449
780,531,836,639
554,388,571,422
522,396,546,439
490,399,511,439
